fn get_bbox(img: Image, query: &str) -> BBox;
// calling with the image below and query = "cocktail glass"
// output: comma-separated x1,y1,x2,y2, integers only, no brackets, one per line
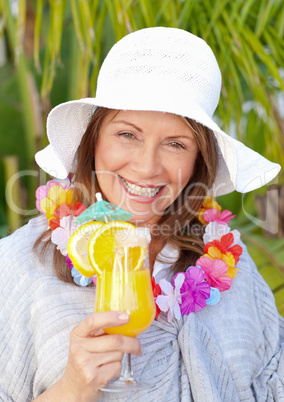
94,228,155,392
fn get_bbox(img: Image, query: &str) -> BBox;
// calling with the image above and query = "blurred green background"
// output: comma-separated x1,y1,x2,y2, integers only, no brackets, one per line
1,0,284,314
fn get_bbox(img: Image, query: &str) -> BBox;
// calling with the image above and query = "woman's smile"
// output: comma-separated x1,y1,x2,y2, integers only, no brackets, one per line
119,176,165,200
95,110,199,226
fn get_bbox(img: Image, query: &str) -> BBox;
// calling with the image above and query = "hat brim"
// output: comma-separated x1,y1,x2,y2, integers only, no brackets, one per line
35,97,281,196
35,144,69,179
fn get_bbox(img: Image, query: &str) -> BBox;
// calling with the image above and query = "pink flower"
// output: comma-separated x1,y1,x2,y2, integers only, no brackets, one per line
203,208,236,225
196,256,232,292
156,274,184,322
175,267,211,314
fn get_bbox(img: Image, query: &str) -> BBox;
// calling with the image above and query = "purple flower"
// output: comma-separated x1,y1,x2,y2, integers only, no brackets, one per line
66,254,74,269
173,266,210,314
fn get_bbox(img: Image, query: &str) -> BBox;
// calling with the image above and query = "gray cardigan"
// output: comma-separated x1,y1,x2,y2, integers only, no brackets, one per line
0,216,283,401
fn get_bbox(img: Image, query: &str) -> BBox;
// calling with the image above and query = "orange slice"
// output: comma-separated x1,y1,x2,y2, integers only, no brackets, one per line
88,221,148,275
67,221,104,277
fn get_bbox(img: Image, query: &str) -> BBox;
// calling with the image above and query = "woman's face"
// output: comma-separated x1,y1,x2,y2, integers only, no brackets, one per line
95,110,198,227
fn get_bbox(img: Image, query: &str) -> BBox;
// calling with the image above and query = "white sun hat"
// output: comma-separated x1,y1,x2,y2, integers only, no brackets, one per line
35,27,281,196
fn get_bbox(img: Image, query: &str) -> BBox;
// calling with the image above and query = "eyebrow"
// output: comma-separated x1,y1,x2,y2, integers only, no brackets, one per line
111,119,195,141
111,120,143,133
164,135,195,142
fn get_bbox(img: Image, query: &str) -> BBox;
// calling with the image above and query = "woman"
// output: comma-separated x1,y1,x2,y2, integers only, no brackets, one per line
0,27,283,401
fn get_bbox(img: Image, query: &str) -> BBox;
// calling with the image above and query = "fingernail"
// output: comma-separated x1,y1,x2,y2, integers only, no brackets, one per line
118,312,129,321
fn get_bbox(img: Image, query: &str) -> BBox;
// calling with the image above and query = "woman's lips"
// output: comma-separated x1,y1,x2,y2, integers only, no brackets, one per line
120,176,162,188
118,176,166,203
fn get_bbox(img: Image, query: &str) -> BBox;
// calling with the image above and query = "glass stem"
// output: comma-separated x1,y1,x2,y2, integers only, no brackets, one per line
119,353,135,382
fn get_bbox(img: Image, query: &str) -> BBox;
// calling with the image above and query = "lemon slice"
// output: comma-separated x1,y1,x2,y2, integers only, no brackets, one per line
67,221,104,277
88,221,147,274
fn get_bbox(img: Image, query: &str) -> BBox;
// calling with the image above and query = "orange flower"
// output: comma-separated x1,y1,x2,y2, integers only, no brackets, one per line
198,195,222,225
204,233,242,265
204,246,238,279
49,202,86,230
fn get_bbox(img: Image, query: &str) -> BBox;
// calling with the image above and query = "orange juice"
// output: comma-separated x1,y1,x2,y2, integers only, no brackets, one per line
95,269,155,337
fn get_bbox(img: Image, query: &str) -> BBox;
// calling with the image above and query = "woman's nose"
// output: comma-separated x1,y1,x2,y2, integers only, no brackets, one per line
130,146,164,179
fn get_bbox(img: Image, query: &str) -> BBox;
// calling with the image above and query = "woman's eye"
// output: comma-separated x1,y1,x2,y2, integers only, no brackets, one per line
118,132,135,139
169,141,185,149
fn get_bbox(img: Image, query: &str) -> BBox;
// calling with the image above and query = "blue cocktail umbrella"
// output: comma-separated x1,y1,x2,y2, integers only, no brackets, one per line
75,193,133,225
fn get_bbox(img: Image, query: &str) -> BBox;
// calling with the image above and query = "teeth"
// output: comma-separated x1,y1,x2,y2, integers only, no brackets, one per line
121,178,161,197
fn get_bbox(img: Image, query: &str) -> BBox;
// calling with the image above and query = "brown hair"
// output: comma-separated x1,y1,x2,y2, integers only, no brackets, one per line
34,107,218,283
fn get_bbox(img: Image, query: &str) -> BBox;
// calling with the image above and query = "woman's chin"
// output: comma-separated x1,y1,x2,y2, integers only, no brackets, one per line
129,214,161,227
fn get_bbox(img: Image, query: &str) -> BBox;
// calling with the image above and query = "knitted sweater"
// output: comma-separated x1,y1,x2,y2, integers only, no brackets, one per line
0,216,284,401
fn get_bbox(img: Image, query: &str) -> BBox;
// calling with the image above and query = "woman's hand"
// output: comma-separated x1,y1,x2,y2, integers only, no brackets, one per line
34,311,142,402
62,311,142,401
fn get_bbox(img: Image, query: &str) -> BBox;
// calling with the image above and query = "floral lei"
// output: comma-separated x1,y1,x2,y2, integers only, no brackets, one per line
36,177,243,322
